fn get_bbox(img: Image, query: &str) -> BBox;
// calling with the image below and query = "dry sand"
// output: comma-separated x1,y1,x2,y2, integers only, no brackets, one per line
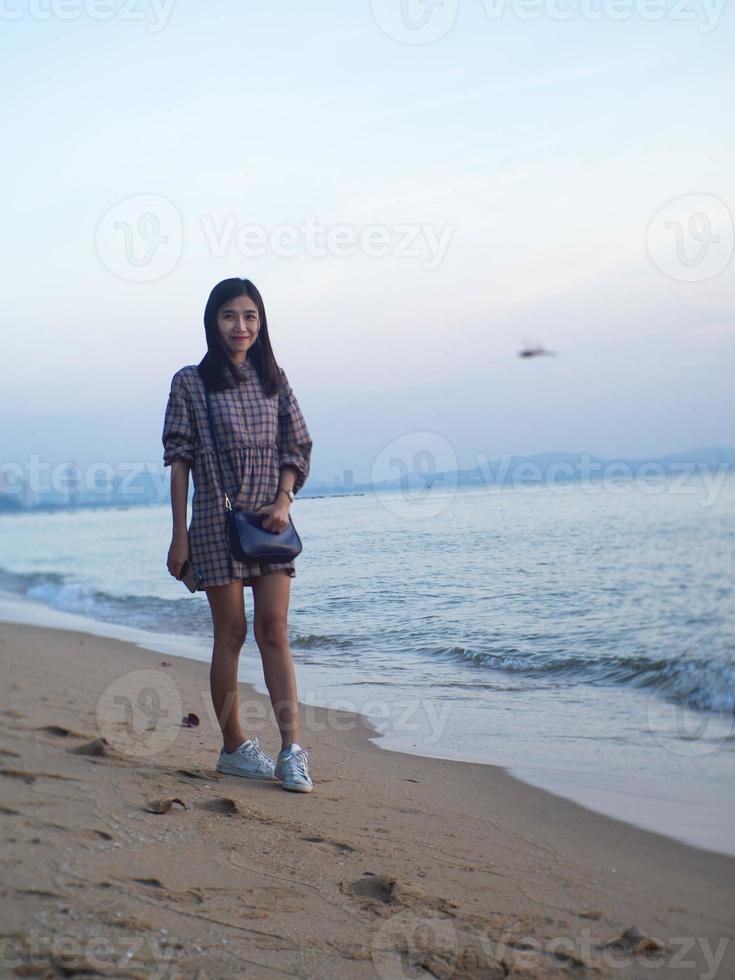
0,619,733,979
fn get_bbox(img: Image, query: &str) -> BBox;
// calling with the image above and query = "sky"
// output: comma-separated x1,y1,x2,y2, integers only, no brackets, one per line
1,0,734,486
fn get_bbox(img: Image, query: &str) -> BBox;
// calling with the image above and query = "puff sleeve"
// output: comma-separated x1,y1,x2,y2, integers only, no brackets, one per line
162,373,196,467
277,367,313,495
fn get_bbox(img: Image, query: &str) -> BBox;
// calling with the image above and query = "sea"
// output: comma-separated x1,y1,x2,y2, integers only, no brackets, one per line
1,475,733,856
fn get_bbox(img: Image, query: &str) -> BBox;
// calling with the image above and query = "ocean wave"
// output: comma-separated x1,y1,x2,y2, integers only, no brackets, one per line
1,565,732,714
291,632,354,650
439,644,735,714
0,567,212,637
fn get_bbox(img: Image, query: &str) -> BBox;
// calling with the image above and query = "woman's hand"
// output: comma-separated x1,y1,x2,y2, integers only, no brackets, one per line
167,529,190,579
254,497,290,533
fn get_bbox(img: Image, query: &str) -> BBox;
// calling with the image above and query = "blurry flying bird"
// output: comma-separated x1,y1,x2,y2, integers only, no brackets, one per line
518,338,557,358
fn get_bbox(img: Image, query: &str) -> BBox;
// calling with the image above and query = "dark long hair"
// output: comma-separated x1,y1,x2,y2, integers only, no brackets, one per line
197,278,281,396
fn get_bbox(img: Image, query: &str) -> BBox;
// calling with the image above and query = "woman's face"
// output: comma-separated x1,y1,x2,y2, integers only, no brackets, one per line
217,295,260,360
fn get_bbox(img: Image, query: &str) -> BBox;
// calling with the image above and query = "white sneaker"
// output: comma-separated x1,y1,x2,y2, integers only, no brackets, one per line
216,737,279,781
274,743,314,792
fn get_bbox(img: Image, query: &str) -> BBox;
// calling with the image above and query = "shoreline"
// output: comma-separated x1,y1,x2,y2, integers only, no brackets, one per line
1,618,734,977
0,591,733,860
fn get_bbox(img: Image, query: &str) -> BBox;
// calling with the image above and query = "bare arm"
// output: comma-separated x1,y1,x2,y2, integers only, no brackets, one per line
277,465,297,498
167,458,192,579
170,458,191,534
258,465,299,533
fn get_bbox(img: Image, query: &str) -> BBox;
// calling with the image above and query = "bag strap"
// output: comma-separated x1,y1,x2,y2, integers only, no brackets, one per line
204,384,232,513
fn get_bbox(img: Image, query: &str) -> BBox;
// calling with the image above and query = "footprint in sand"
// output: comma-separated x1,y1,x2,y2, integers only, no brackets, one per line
66,737,118,758
343,874,401,906
79,828,114,841
1,768,76,783
0,768,37,784
198,797,239,815
301,835,356,853
37,724,86,739
175,768,211,781
144,798,188,815
342,874,459,916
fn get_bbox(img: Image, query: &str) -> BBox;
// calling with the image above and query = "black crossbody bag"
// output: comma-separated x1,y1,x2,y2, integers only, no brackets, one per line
204,384,303,563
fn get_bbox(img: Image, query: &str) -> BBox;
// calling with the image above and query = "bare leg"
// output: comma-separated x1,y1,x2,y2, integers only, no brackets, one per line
205,581,248,754
251,570,300,751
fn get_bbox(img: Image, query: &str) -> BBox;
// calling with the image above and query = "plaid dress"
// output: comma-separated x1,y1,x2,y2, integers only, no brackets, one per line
161,359,312,589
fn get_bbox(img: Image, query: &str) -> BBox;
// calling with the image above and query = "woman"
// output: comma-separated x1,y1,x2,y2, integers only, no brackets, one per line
162,278,314,793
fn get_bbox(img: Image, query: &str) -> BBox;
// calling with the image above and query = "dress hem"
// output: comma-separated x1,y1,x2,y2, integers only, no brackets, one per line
195,566,296,591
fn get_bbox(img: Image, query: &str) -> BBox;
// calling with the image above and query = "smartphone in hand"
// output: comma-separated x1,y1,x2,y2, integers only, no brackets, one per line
179,559,203,593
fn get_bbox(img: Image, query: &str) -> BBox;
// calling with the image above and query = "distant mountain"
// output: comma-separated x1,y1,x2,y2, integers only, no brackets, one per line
657,447,735,467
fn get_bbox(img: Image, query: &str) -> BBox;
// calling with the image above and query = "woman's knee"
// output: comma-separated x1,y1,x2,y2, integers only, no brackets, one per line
253,614,288,650
213,619,248,651
206,583,247,651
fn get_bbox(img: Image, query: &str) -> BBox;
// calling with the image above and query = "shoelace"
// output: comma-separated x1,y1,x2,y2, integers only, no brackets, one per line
282,748,310,780
244,737,274,770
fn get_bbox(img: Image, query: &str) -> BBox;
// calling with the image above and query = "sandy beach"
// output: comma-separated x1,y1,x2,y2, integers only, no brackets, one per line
0,619,733,979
